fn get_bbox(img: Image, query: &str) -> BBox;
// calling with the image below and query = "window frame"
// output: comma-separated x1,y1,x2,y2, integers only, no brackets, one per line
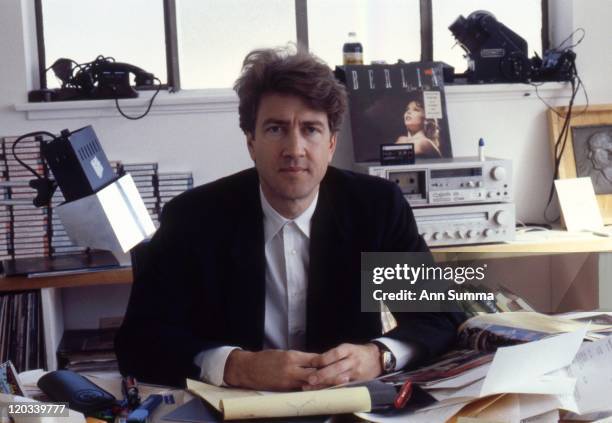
33,0,549,93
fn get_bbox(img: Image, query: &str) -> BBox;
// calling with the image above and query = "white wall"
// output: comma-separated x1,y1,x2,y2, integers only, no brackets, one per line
3,1,610,225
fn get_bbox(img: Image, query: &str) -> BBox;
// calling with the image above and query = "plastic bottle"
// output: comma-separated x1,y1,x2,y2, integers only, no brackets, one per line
343,32,363,65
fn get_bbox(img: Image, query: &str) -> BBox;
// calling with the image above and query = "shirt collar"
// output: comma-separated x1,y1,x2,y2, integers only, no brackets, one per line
260,186,319,244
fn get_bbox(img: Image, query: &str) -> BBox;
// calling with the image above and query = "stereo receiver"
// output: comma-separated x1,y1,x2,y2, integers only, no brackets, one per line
356,157,512,207
413,203,515,247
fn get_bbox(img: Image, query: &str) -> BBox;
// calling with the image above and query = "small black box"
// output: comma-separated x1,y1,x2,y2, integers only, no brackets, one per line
380,143,415,165
42,126,116,203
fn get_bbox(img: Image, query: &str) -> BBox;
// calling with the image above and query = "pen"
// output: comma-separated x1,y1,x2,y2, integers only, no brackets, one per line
394,380,413,409
122,375,141,409
126,394,163,423
478,138,485,162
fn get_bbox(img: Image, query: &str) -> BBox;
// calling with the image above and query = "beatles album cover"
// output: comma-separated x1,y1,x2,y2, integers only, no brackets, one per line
336,62,453,163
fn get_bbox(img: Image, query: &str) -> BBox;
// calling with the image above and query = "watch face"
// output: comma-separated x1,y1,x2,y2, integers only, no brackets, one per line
383,351,396,372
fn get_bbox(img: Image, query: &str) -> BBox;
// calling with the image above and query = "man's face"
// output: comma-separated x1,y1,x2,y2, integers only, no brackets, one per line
247,93,337,209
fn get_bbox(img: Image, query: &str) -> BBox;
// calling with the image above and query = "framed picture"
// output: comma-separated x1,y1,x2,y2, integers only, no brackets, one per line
548,104,612,224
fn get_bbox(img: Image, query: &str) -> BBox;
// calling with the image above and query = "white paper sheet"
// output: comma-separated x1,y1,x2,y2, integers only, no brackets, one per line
518,394,566,420
555,177,604,232
564,335,612,414
426,363,490,389
480,327,586,396
355,400,469,423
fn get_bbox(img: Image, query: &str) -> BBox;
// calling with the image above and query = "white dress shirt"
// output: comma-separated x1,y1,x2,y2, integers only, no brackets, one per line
195,187,414,386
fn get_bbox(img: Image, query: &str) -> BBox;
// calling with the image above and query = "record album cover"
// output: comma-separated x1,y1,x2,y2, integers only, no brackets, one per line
336,62,453,163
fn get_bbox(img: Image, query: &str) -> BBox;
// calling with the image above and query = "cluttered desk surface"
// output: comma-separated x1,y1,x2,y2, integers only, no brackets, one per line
5,311,612,422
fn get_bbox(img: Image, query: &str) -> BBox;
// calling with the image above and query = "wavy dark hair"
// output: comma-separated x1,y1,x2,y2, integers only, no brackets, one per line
404,94,440,146
233,46,348,134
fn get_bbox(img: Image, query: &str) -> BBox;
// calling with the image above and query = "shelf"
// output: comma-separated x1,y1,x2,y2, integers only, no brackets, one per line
1,231,610,291
432,230,612,255
0,267,132,292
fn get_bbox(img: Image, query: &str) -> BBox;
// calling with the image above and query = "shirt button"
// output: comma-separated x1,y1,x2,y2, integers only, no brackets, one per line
291,249,297,255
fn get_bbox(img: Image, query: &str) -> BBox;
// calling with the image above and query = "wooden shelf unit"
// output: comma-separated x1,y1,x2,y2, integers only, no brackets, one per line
0,267,132,292
432,230,612,254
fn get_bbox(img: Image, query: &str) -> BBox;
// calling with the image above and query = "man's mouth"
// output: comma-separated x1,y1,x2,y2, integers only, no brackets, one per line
280,166,307,173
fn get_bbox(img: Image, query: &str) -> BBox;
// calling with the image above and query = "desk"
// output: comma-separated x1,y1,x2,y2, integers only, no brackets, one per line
22,372,351,423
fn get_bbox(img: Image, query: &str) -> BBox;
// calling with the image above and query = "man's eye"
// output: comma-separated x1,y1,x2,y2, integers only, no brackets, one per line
305,126,320,134
266,126,282,134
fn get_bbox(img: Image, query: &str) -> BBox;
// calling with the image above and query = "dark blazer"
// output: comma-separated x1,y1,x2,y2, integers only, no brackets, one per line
115,167,463,387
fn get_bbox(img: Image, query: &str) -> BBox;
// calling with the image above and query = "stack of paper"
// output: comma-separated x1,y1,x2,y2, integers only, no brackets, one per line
184,312,612,422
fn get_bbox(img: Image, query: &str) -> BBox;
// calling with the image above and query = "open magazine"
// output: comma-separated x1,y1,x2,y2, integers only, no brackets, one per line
380,312,612,388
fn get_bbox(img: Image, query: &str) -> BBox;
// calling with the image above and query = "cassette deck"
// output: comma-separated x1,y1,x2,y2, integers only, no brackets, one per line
356,157,516,246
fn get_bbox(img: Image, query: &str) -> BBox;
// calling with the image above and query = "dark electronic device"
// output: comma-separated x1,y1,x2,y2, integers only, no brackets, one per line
37,370,116,414
449,10,532,83
41,125,117,203
449,10,576,83
380,143,415,166
29,56,156,102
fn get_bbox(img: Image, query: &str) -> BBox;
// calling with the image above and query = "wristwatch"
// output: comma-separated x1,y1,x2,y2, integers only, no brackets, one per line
372,341,396,374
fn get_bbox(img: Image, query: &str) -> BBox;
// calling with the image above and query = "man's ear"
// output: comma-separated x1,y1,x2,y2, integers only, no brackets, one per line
246,132,256,161
328,133,338,163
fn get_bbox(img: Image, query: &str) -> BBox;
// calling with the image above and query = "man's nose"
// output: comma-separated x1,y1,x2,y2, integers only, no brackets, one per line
283,127,306,157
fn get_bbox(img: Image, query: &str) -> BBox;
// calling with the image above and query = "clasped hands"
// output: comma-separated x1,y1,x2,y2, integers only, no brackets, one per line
224,343,383,391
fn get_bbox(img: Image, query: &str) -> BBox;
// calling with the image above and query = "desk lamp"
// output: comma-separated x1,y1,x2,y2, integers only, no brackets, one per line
9,126,155,265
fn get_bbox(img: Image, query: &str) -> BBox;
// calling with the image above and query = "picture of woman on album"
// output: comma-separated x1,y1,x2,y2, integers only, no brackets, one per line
395,96,442,158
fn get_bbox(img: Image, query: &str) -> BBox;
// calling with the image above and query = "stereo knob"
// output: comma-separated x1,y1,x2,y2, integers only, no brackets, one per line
422,233,431,241
433,232,442,240
467,181,475,188
494,211,510,225
444,231,453,239
467,230,477,238
483,228,493,237
456,230,465,239
490,166,507,181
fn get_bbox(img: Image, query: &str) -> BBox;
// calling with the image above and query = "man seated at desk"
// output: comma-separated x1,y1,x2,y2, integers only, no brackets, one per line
115,47,463,390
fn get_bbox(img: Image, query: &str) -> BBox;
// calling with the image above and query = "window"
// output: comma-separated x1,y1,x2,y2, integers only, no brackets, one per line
432,0,544,73
34,0,549,92
307,0,421,68
40,0,167,89
176,0,296,89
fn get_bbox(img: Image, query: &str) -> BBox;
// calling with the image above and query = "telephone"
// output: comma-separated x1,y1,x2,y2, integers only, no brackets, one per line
30,56,158,102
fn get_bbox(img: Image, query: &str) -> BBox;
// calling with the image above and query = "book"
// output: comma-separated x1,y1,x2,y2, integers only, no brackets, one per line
57,328,119,373
0,291,45,372
0,360,25,395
